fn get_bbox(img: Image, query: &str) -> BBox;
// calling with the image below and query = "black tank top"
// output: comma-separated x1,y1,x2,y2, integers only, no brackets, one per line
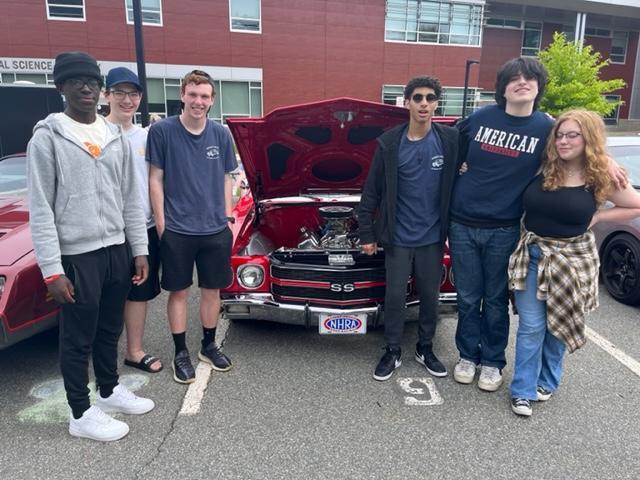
523,175,597,238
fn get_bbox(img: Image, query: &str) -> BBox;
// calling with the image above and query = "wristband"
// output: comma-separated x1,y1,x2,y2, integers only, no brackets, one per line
44,274,62,285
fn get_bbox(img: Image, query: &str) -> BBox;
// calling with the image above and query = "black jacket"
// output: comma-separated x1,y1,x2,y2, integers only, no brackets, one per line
357,121,459,247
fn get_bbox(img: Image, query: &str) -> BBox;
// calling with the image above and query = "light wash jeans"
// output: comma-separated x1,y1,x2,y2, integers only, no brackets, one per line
511,244,567,400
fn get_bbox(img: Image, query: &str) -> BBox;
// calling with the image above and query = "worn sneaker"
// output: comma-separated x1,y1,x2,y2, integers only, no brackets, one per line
173,349,196,384
373,347,402,381
96,384,155,415
415,344,447,377
198,343,233,372
453,358,477,384
69,406,129,442
536,385,553,402
511,397,532,417
478,365,503,392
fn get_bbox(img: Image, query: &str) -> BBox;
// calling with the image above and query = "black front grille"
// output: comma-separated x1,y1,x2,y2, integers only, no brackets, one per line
271,264,385,283
269,252,387,306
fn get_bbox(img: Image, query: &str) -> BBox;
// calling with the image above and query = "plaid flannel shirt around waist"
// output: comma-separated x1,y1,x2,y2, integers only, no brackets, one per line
508,228,599,353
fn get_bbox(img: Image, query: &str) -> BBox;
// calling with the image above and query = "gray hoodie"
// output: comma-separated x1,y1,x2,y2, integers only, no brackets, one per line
27,113,148,278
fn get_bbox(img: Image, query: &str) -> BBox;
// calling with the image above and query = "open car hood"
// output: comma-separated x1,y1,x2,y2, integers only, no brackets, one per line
226,98,412,201
0,196,32,266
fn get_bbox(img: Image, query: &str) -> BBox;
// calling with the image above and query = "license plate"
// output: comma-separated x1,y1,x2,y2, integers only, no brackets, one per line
319,313,367,334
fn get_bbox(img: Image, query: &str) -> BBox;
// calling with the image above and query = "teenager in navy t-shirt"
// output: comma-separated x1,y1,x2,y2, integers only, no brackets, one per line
449,57,553,393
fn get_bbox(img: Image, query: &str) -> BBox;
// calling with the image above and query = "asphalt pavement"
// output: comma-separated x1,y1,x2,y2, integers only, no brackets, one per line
0,288,639,479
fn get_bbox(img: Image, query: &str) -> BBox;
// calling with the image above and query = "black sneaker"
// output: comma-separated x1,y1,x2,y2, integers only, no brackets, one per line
536,385,552,402
172,350,196,384
415,344,447,377
373,347,402,381
511,397,532,417
198,343,232,372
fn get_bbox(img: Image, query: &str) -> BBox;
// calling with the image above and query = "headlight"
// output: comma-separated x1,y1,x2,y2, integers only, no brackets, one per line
0,276,5,298
237,265,265,289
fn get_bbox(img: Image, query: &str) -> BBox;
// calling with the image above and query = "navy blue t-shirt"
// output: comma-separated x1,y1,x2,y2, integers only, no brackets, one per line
147,116,237,235
394,127,443,247
451,105,554,228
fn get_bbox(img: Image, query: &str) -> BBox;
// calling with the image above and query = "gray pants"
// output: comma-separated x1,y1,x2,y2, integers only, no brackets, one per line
383,243,443,349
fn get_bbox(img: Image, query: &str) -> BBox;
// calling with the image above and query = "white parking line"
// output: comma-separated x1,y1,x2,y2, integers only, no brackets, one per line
178,316,231,416
586,326,640,377
179,362,212,415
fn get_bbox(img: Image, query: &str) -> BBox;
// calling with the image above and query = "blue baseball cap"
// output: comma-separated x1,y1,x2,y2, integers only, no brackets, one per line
106,67,143,91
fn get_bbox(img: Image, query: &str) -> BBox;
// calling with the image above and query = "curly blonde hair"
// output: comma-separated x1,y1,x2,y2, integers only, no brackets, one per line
542,109,611,205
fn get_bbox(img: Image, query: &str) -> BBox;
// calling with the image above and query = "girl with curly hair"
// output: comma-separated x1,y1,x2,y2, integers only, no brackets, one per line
507,109,640,417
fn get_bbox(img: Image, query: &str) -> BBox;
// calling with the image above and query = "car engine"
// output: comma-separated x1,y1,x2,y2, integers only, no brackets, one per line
298,206,360,250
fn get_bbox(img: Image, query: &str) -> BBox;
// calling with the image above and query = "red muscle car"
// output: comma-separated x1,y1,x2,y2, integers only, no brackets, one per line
222,98,456,333
0,153,59,349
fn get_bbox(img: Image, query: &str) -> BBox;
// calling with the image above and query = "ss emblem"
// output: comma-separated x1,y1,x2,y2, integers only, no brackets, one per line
330,283,355,292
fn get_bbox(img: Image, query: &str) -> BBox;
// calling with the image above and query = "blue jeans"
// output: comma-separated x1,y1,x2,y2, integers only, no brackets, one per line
448,221,520,369
511,244,566,400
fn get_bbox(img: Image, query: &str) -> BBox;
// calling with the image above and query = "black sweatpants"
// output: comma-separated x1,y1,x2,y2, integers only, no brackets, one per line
59,243,132,417
383,242,443,349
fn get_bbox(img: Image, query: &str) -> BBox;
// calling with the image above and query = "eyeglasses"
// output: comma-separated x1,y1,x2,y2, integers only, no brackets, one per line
109,89,141,100
412,93,438,103
555,131,582,140
66,77,102,90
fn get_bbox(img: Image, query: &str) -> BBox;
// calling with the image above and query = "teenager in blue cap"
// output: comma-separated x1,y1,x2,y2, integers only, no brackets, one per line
105,67,163,374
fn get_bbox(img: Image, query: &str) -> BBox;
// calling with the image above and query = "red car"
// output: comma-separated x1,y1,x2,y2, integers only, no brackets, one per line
0,153,59,349
222,98,456,334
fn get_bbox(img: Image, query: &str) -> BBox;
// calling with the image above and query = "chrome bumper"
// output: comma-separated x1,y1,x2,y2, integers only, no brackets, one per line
221,293,456,327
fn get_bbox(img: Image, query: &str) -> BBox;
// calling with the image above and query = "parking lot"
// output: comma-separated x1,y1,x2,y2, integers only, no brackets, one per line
0,287,639,480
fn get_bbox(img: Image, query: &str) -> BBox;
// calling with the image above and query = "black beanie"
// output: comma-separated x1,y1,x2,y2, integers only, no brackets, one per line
53,51,102,86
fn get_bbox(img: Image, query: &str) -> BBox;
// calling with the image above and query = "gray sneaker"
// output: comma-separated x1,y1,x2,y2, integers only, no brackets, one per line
453,358,477,384
478,365,503,392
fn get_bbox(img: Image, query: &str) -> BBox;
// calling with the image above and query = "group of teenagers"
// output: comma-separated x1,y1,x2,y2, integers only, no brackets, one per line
27,51,237,442
24,50,640,443
358,56,640,418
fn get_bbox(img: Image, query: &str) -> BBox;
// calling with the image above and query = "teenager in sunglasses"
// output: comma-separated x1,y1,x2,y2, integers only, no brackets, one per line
359,76,459,381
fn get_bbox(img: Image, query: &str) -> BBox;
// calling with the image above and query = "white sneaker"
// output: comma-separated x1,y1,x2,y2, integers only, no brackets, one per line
96,384,155,415
69,406,129,442
453,358,477,384
478,366,503,392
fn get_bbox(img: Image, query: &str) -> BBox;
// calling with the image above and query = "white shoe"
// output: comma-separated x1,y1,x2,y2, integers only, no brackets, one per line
96,384,155,415
69,406,129,442
478,366,503,392
453,358,477,384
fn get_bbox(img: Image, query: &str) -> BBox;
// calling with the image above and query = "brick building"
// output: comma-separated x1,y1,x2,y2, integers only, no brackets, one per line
1,0,639,123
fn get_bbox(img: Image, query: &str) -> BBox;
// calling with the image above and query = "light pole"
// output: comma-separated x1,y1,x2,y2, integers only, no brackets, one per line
461,59,479,119
132,0,149,127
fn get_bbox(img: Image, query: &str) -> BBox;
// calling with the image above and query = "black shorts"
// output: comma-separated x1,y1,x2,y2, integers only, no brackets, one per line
159,228,233,291
128,227,162,302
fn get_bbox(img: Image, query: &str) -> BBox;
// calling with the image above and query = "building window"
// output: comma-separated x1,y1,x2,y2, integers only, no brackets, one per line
485,17,521,29
125,0,162,26
142,77,262,122
229,0,261,33
561,24,575,43
382,85,478,116
521,22,542,56
585,27,611,37
610,31,628,64
46,0,85,21
604,95,621,124
385,0,483,46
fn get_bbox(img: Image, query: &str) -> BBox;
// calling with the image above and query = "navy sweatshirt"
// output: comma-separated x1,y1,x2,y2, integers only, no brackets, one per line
451,105,554,228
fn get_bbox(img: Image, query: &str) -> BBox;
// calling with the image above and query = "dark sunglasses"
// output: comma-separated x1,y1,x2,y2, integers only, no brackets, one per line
412,93,438,103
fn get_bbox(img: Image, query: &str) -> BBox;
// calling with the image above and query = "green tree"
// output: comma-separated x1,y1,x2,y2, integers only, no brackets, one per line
538,32,625,117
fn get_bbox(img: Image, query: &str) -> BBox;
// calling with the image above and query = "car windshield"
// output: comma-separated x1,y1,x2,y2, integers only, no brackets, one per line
610,145,640,188
0,155,27,196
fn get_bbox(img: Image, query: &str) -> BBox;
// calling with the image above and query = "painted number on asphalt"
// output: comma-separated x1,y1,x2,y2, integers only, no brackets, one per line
397,377,444,406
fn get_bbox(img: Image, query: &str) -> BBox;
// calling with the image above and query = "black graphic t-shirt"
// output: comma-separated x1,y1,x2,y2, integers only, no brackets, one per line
451,104,554,228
